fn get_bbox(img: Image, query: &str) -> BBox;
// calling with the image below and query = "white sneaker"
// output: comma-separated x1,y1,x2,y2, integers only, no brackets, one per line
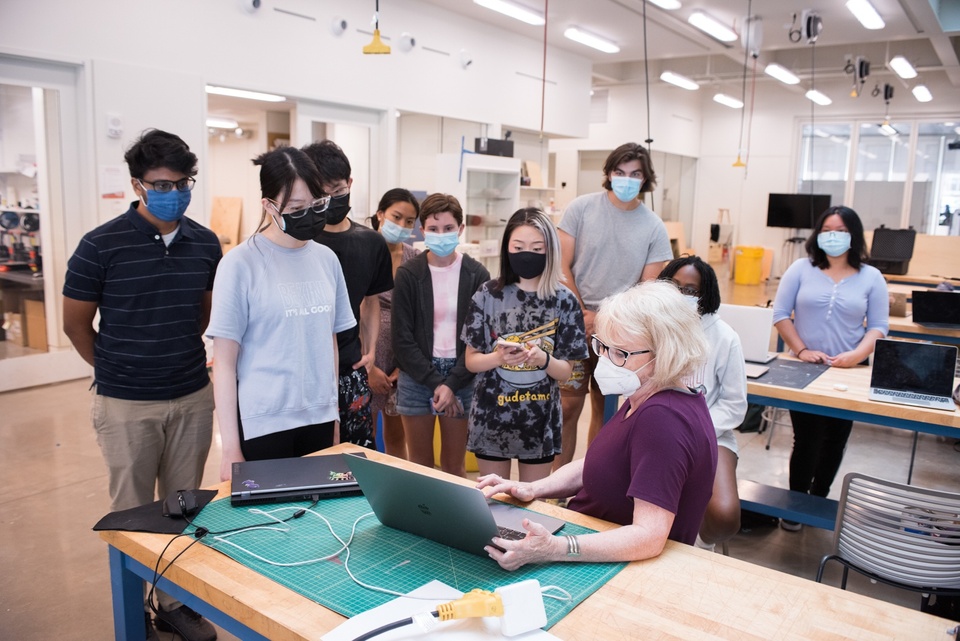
694,534,716,551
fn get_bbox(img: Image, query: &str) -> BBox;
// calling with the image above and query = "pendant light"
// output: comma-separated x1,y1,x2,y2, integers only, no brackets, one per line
363,0,391,54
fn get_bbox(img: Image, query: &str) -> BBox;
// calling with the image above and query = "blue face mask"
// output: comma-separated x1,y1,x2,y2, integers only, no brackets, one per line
817,231,852,257
141,187,191,222
610,176,643,203
424,231,460,257
381,219,413,244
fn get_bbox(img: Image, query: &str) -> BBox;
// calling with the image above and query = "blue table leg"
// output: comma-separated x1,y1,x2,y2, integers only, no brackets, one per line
109,546,146,641
107,544,271,641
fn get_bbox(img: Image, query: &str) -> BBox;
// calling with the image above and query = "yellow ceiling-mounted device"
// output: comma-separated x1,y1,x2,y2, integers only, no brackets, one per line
363,1,391,54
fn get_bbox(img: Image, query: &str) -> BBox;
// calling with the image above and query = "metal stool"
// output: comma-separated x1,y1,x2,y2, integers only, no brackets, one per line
759,406,790,450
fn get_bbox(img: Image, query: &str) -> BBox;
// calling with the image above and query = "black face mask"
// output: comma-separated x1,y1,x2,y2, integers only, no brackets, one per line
276,208,326,241
324,193,351,225
508,251,547,279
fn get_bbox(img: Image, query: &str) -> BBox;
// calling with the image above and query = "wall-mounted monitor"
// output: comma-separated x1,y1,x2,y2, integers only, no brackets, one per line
766,193,831,229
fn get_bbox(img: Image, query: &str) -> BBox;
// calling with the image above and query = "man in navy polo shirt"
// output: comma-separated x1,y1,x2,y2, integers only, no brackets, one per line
63,129,220,641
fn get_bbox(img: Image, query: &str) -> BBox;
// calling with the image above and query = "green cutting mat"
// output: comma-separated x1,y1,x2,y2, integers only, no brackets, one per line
189,495,625,629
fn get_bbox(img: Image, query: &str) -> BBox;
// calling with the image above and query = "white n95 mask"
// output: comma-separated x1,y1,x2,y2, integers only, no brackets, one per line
593,355,655,397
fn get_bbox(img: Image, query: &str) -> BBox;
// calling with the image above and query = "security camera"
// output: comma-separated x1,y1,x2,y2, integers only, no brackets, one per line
459,49,473,69
240,0,261,14
398,32,416,52
331,16,347,36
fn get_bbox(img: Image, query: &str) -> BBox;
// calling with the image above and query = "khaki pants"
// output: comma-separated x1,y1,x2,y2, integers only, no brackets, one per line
91,383,214,612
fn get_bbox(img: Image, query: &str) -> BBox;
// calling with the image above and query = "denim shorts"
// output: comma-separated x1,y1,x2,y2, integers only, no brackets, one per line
396,357,473,416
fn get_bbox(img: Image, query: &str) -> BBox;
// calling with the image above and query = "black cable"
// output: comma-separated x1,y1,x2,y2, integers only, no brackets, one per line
146,498,317,635
642,0,653,150
147,532,204,639
735,0,753,158
351,612,438,641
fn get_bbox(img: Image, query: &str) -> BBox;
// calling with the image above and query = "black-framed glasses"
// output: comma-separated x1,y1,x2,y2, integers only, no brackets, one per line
591,335,652,368
138,177,196,193
268,196,331,217
661,279,699,297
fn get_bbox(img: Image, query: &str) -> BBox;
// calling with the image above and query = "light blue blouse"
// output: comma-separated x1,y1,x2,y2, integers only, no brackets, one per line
773,258,889,357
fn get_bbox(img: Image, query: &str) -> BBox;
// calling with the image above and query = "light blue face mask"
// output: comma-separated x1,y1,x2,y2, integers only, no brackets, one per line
424,230,460,257
610,176,643,203
817,231,852,257
380,219,413,244
141,187,191,222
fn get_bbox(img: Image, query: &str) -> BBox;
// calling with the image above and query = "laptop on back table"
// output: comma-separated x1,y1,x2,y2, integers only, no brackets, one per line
911,290,960,329
230,453,365,506
345,454,565,556
868,339,957,411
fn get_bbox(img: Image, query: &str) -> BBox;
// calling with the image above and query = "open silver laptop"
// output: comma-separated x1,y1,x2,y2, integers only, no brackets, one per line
869,339,957,411
718,303,778,364
345,455,565,556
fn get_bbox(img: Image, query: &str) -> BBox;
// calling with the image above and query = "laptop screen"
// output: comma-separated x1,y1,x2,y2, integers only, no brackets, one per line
912,290,960,326
870,339,957,397
718,304,775,363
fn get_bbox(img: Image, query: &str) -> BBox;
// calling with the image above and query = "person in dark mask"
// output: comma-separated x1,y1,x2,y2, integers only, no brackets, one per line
303,140,393,450
208,147,355,482
62,129,222,640
462,208,587,484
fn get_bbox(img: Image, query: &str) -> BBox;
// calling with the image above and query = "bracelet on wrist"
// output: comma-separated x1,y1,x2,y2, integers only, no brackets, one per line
797,347,808,356
542,351,551,370
565,535,581,557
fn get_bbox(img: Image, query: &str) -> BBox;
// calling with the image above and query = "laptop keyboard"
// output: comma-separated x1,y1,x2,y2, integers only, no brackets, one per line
875,389,941,404
497,525,525,541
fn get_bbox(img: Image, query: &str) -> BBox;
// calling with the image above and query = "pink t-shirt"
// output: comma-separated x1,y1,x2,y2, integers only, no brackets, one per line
429,253,463,359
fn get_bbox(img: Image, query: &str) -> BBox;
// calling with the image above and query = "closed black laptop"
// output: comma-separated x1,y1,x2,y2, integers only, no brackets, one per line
230,453,365,506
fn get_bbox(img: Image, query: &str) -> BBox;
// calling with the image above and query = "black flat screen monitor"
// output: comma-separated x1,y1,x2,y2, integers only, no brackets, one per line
766,193,831,229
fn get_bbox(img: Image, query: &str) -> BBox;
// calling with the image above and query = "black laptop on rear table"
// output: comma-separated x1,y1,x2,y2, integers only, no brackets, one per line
911,290,960,329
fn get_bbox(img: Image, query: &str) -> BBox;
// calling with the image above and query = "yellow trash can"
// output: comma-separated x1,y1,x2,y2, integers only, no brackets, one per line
734,246,764,285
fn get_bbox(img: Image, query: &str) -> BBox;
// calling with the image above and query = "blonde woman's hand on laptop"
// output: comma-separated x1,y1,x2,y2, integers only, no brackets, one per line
484,518,557,571
476,474,536,502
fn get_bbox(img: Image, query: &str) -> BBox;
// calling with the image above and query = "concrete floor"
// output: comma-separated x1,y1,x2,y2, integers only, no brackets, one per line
1,377,959,640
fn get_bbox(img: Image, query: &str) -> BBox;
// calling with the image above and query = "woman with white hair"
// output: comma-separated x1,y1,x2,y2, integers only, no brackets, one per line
477,280,718,570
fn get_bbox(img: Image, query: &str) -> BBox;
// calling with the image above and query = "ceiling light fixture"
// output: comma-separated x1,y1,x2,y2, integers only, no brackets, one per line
764,64,800,85
473,0,544,25
912,85,932,102
206,117,239,129
805,89,832,106
205,86,286,102
845,0,885,30
660,71,699,90
878,121,898,136
563,27,620,54
888,56,917,79
648,0,681,9
687,11,738,42
713,93,744,109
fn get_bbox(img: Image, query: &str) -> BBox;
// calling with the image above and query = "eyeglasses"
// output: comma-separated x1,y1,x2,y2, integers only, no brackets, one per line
325,184,351,198
138,177,196,193
663,279,700,297
591,335,652,367
268,196,331,217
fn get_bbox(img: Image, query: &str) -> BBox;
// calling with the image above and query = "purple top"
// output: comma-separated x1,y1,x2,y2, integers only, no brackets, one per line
567,388,717,545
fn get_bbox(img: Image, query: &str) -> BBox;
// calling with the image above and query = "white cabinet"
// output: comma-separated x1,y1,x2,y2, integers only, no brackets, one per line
436,153,520,271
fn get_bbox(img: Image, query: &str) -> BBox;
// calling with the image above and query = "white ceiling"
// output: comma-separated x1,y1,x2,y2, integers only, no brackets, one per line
427,0,960,102
208,0,960,125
